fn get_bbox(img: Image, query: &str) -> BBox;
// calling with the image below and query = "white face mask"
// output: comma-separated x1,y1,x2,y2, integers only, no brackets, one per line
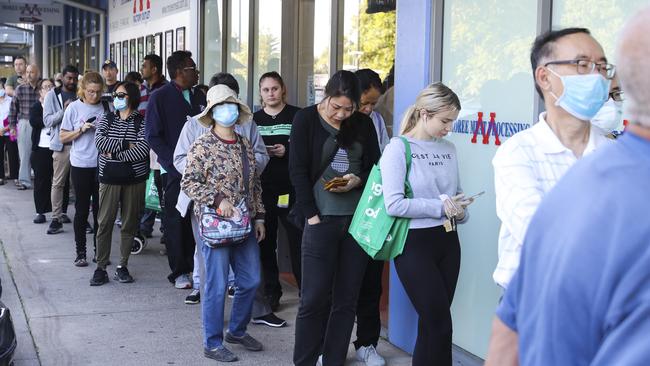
591,98,623,132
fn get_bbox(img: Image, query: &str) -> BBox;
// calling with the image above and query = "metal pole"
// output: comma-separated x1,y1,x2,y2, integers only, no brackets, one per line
99,13,105,65
42,26,49,78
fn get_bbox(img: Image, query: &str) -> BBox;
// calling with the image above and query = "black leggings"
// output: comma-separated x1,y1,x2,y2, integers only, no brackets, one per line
394,226,461,366
70,166,98,256
31,147,53,214
0,136,19,180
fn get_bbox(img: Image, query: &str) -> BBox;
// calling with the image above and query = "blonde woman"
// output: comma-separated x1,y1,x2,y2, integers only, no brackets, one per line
380,82,472,366
181,85,265,362
60,71,107,268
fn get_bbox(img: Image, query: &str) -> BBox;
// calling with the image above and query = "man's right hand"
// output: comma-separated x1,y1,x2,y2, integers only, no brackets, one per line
307,215,321,225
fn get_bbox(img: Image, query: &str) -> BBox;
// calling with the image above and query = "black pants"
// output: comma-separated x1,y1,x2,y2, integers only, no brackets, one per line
259,189,303,299
294,216,369,366
0,136,19,180
140,169,165,235
162,173,195,282
353,258,384,349
31,147,53,214
70,167,98,256
394,226,461,366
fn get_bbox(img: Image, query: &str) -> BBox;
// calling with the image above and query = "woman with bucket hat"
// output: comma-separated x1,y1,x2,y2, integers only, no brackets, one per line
181,84,266,362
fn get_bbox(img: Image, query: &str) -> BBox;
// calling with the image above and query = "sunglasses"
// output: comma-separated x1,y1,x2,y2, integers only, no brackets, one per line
112,92,128,99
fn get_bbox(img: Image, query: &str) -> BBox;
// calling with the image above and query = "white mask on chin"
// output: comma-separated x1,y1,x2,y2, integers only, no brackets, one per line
591,98,623,133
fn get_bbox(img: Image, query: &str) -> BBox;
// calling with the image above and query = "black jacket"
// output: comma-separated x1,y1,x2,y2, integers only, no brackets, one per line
29,102,44,151
289,104,381,220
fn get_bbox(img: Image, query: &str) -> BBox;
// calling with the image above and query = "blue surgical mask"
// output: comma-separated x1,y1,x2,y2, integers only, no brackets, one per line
212,103,239,127
548,69,611,121
113,97,128,111
0,89,5,97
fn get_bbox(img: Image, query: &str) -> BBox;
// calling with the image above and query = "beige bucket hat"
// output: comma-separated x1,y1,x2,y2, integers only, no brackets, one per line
194,84,253,128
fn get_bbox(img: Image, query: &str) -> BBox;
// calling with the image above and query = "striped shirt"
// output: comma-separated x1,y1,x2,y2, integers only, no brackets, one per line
492,113,611,288
95,111,150,183
137,78,167,118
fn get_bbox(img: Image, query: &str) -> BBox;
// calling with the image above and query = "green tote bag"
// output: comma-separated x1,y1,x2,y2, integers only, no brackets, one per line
349,137,412,260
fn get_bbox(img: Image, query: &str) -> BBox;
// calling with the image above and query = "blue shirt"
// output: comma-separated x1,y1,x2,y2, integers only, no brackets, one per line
497,131,650,366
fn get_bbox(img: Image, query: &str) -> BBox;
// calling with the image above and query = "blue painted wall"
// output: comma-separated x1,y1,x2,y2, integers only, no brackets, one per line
388,0,433,354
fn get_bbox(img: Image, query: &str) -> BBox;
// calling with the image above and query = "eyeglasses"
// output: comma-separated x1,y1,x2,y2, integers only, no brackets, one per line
610,90,624,102
183,66,199,73
85,90,102,96
544,59,617,80
112,92,128,99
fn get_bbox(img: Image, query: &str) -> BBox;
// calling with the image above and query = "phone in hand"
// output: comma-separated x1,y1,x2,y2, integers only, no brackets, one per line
467,191,486,200
86,116,97,124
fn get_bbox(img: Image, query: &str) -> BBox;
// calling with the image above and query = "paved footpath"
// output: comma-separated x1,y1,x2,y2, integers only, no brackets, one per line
0,183,413,366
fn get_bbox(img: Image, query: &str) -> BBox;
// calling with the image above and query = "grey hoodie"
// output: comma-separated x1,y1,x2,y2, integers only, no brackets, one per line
42,88,66,152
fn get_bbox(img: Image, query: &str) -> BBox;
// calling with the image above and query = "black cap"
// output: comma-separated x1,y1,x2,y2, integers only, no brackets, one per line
102,60,117,70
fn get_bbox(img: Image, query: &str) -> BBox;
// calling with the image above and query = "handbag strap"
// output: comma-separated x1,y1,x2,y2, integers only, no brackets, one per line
398,136,414,198
239,135,250,197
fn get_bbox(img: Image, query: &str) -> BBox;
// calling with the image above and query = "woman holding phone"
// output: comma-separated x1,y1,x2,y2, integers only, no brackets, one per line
380,82,472,366
290,70,381,366
60,71,106,268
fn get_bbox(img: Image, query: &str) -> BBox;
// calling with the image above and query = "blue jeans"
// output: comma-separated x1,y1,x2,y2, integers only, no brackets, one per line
199,232,261,349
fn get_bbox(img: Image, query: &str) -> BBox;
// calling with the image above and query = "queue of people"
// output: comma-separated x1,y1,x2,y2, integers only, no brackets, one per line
2,7,648,364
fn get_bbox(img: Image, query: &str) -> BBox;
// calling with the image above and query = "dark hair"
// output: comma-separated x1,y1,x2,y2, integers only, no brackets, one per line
209,72,239,94
355,68,383,94
166,50,192,79
13,56,26,63
196,84,209,95
258,71,286,104
324,70,360,107
125,71,143,85
0,78,6,88
530,27,591,98
61,65,79,77
114,81,141,110
36,78,55,91
144,54,163,76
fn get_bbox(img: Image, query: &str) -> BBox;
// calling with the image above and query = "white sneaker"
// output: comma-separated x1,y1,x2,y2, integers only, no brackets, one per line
174,274,192,289
356,345,386,366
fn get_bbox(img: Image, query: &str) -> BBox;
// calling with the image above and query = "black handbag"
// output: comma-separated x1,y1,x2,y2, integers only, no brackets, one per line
99,112,143,185
0,300,16,366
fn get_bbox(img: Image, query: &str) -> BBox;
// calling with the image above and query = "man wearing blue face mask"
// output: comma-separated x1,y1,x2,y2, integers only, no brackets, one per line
492,28,613,290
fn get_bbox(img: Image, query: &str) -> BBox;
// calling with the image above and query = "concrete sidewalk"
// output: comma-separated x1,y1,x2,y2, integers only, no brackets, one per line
0,183,413,366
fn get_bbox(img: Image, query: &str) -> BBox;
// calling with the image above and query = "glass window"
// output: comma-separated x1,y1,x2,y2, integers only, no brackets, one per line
441,0,538,358
342,0,395,79
312,0,331,104
252,0,282,111
203,0,224,85
227,0,250,103
552,0,648,63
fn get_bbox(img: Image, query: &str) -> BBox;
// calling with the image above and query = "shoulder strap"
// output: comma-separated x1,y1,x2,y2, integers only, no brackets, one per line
398,136,413,197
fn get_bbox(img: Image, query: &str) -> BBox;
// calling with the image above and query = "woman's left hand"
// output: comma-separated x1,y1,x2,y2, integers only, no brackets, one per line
329,173,361,193
255,221,266,242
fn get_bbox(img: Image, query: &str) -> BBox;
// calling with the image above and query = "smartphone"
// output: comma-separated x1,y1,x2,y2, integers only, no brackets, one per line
265,145,275,149
468,191,486,200
86,116,97,124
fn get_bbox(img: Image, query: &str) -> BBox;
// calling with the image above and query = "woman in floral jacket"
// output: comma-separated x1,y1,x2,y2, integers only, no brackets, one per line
181,84,266,363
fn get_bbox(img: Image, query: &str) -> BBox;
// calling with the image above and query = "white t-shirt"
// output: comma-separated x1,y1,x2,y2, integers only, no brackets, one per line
60,100,105,168
0,97,12,137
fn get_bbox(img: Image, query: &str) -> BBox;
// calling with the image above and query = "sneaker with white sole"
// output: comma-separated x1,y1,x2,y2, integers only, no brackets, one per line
251,313,286,327
185,289,200,304
356,345,386,366
174,274,192,289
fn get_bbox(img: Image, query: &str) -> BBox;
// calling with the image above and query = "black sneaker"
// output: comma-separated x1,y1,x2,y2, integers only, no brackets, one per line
204,346,238,362
74,254,88,267
33,214,46,224
184,289,200,304
89,269,109,286
224,331,263,351
252,313,287,328
227,286,236,298
60,214,71,224
47,219,63,234
113,266,134,283
85,222,93,234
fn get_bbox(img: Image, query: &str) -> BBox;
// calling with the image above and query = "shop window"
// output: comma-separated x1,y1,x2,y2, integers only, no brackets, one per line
312,0,331,104
341,0,395,79
202,0,224,86
227,0,250,103
440,0,537,358
252,0,282,111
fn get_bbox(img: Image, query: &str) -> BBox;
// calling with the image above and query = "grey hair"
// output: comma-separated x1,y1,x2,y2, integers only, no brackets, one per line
616,6,650,127
399,82,461,135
